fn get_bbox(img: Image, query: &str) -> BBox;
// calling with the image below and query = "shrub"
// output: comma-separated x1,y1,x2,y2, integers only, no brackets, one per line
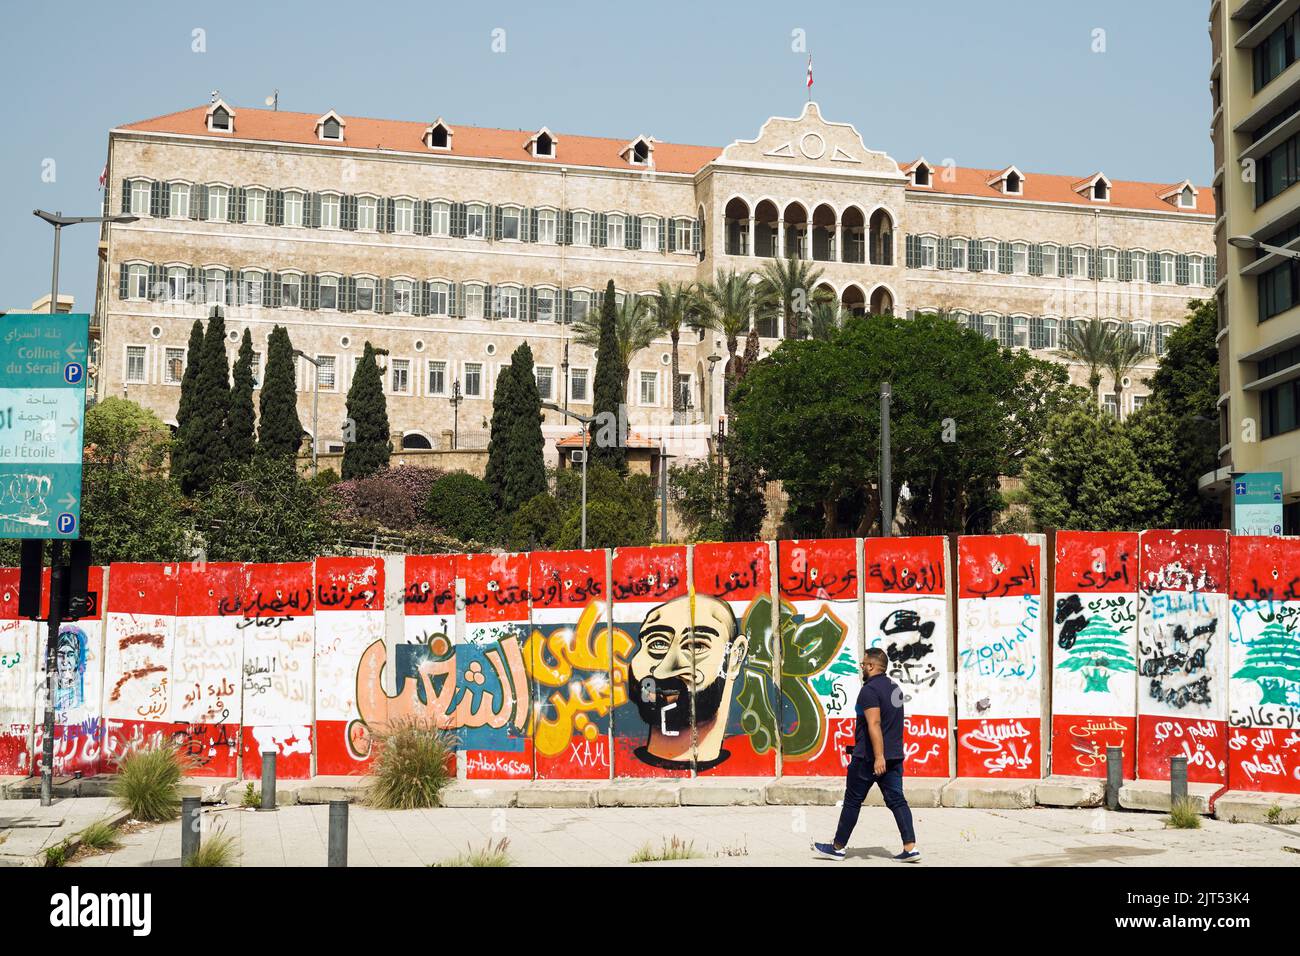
433,837,512,867
425,472,498,543
185,825,238,867
111,743,187,821
629,835,700,863
332,466,444,530
241,782,259,808
45,840,71,867
1165,797,1203,830
507,493,561,551
78,820,121,852
366,717,455,810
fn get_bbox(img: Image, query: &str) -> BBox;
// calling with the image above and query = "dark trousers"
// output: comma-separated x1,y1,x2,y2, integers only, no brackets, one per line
834,756,915,847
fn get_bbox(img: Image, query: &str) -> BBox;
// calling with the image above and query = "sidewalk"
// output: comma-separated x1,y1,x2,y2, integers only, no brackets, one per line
66,802,1300,868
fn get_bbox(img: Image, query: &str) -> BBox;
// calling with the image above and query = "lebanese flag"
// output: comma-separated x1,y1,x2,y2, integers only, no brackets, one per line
98,165,107,190
806,56,813,89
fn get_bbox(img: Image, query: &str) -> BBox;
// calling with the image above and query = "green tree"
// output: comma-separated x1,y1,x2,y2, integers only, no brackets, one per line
507,492,562,551
754,257,834,341
78,398,188,564
669,459,727,541
1106,326,1150,417
171,318,205,486
695,269,757,403
648,281,698,419
1022,405,1171,530
425,472,498,543
503,343,547,512
484,359,516,506
195,455,339,562
257,325,303,461
588,280,627,473
1232,620,1300,706
176,307,231,495
342,341,391,479
224,328,257,467
553,464,656,549
1058,615,1137,693
574,286,657,393
1059,317,1114,405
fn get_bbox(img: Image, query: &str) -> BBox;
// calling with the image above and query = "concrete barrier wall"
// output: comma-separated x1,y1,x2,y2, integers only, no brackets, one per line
1227,536,1300,794
1136,530,1229,784
2,532,1299,795
1051,532,1140,779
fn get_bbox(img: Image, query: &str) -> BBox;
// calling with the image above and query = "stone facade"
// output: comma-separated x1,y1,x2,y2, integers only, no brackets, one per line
93,100,1216,462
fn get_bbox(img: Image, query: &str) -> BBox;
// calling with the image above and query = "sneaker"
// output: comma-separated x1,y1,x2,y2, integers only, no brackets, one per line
811,841,846,861
893,848,922,863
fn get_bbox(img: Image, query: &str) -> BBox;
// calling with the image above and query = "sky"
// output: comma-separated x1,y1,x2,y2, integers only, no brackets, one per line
1,0,1212,313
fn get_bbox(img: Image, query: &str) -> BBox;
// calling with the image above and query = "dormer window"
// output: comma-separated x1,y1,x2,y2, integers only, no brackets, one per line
1005,171,1022,194
205,98,235,133
1075,173,1111,202
316,111,345,142
987,165,1025,195
1093,180,1109,201
1159,180,1199,210
623,136,654,167
1179,187,1195,208
425,119,453,151
910,159,933,188
530,128,556,158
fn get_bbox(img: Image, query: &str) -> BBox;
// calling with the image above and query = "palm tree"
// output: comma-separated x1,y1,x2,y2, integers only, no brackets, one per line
755,257,834,340
1059,317,1114,405
648,281,698,420
694,269,757,405
573,292,658,394
808,301,847,341
1105,326,1150,418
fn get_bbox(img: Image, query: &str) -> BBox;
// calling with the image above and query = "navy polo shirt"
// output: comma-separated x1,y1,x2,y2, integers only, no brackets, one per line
853,673,905,762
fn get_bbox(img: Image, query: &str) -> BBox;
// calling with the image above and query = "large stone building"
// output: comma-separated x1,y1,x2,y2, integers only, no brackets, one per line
91,99,1216,464
1207,0,1300,533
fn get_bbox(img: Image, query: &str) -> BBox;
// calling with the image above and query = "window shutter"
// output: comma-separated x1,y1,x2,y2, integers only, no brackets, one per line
1176,253,1189,285
118,263,129,299
596,212,607,247
557,211,569,246
630,215,641,249
413,200,426,236
1118,249,1131,281
905,234,917,268
493,205,503,240
564,290,574,323
148,265,164,300
120,179,131,215
1087,247,1097,280
339,277,353,313
301,274,315,310
148,181,161,218
1029,316,1043,350
193,185,208,221
667,219,677,253
1064,247,1074,277
527,208,538,243
451,202,466,238
658,218,667,253
999,241,1012,273
344,195,357,231
1150,254,1162,285
268,190,281,226
224,268,235,306
1206,255,1217,286
186,267,200,303
529,287,538,322
694,217,702,253
1029,243,1042,275
938,237,951,270
267,273,278,308
969,240,983,273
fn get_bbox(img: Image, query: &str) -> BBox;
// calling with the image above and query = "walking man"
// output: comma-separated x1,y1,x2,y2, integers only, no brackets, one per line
812,647,920,862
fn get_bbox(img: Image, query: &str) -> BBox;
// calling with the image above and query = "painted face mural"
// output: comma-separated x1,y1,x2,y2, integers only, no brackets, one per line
54,626,87,712
627,594,747,770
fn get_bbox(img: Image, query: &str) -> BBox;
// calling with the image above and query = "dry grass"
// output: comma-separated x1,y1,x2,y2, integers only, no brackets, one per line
365,717,455,810
1165,797,1203,830
110,743,189,821
630,835,701,863
432,837,511,867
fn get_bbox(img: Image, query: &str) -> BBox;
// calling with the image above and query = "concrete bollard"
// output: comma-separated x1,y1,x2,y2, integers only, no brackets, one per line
328,800,348,868
1170,755,1188,804
181,795,201,864
259,751,277,811
1105,746,1122,811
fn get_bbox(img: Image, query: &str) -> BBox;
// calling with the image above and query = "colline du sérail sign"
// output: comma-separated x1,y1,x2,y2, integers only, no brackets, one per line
0,313,89,540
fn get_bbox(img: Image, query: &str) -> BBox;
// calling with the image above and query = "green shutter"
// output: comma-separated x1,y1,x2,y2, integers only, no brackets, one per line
1150,253,1163,285
1206,254,1217,286
938,237,951,270
1119,249,1132,281
1087,247,1097,280
905,234,917,268
630,216,641,249
1064,246,1075,277
667,218,677,252
120,179,130,215
999,241,1012,273
970,239,983,273
118,263,129,300
1029,243,1042,275
1176,253,1189,285
693,217,701,253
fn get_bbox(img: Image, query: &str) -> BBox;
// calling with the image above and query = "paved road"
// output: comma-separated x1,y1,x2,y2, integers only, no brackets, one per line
67,803,1300,867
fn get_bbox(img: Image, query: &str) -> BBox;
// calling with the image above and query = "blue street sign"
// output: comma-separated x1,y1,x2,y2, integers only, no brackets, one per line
1233,471,1285,537
0,313,89,540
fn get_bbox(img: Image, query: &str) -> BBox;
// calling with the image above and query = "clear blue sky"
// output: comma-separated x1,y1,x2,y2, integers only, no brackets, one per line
1,0,1212,313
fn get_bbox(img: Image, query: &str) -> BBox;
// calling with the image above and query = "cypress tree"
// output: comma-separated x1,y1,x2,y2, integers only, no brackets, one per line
591,279,626,473
225,328,257,467
258,325,304,460
178,307,231,495
341,341,391,479
171,317,205,486
484,360,517,507
503,343,547,512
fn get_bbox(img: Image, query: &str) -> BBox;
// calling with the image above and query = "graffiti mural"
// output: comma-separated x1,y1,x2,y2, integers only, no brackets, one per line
1227,536,1300,794
529,549,622,779
689,542,776,776
865,536,952,777
777,539,859,776
101,563,178,772
238,562,315,780
1051,532,1139,779
611,546,691,777
1135,530,1228,784
957,535,1046,779
0,568,36,774
461,552,533,779
315,556,384,776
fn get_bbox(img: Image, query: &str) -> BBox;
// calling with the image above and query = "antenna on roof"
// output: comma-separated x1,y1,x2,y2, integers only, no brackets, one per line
264,89,279,111
209,89,220,104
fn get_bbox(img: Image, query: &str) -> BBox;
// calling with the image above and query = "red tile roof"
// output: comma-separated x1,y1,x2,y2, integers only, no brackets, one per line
119,105,722,175
117,105,1214,214
904,161,1214,215
555,431,662,450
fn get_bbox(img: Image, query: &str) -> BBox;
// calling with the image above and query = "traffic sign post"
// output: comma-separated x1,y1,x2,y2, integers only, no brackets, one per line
2,312,89,807
1232,471,1284,537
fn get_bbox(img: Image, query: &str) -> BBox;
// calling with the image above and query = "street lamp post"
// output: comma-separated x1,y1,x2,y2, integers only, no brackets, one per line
542,402,593,548
1228,235,1300,260
449,379,462,450
293,350,321,477
31,209,135,808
